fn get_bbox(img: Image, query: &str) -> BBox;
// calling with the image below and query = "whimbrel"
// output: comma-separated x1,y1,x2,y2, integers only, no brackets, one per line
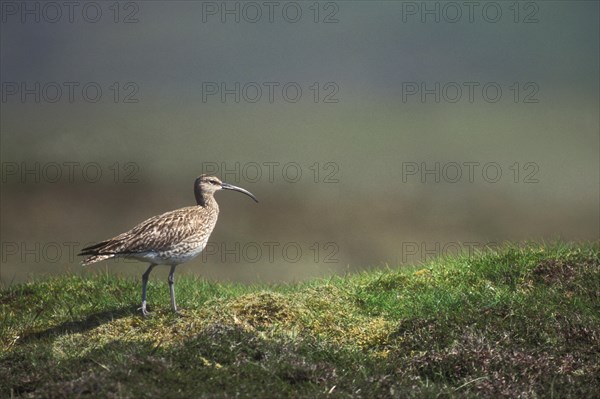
78,175,258,316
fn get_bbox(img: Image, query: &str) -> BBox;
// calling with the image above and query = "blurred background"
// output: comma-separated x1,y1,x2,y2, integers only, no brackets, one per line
1,1,598,285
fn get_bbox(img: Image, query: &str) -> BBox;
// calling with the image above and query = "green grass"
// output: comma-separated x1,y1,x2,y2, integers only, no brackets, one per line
1,242,599,398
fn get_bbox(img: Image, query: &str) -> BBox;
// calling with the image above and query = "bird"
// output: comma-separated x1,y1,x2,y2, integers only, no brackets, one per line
78,175,258,317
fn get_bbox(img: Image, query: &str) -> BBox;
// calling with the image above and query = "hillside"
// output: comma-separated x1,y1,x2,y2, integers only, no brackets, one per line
1,243,598,398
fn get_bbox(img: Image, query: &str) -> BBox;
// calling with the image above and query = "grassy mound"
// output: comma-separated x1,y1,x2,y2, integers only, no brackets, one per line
1,242,598,398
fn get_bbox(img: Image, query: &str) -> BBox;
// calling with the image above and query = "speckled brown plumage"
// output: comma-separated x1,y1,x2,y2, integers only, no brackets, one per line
79,202,219,266
78,175,258,316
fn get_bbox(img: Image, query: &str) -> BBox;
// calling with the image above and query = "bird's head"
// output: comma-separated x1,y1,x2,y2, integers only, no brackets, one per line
194,174,258,205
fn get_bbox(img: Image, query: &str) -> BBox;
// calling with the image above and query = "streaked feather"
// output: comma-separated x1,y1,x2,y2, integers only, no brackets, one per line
79,201,218,266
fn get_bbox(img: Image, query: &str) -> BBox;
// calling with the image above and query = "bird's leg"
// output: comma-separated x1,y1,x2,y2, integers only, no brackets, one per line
168,265,180,315
140,264,156,317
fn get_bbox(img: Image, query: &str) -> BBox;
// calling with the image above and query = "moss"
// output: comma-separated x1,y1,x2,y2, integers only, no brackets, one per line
229,291,303,328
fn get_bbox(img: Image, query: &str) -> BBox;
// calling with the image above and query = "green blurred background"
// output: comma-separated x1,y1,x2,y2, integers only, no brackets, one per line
1,1,598,285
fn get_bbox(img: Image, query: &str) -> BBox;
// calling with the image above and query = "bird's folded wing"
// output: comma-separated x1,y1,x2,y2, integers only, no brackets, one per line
97,207,202,255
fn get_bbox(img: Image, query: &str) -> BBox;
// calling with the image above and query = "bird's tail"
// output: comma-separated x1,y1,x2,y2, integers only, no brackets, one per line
80,254,116,266
78,241,116,266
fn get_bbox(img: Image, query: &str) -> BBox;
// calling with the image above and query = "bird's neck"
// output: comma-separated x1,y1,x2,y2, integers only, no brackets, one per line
194,190,215,208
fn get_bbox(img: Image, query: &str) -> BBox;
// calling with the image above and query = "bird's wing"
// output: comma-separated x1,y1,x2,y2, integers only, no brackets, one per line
91,207,205,255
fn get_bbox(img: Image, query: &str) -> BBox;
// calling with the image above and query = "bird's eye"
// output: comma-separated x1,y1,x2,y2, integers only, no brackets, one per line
210,179,218,185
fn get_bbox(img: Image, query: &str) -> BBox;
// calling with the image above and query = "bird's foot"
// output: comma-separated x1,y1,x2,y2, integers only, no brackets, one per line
138,305,151,318
173,309,186,318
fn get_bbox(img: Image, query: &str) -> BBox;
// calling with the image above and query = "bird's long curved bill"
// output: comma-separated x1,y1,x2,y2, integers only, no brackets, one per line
221,182,259,203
